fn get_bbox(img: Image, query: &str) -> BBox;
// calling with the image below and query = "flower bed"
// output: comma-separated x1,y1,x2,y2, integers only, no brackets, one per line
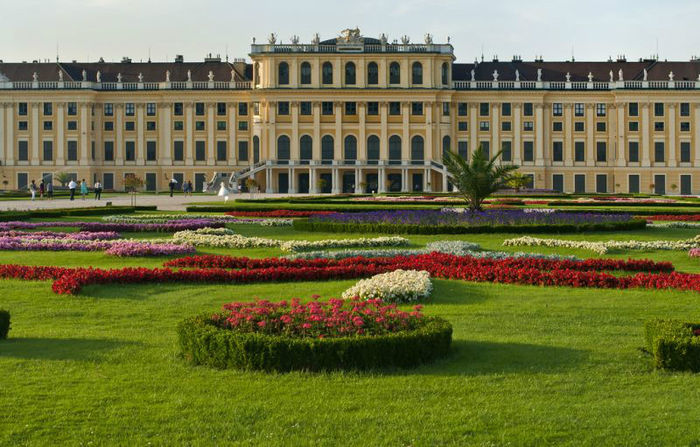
225,210,338,218
689,248,700,258
177,298,453,371
0,230,120,240
644,319,700,372
648,222,700,229
103,214,292,226
0,220,223,233
104,242,195,257
647,214,700,222
504,236,700,255
0,235,194,256
342,270,432,303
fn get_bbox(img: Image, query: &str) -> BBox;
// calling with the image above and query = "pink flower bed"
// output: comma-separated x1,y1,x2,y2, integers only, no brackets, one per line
104,241,195,257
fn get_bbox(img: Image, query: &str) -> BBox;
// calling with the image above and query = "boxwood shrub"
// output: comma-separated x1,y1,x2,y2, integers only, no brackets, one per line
644,319,700,372
0,310,10,340
293,218,647,235
178,315,453,372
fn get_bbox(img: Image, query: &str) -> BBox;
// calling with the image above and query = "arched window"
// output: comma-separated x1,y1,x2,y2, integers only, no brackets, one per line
367,62,378,85
344,135,357,162
389,62,400,84
322,62,333,85
253,135,260,163
367,135,380,161
278,62,289,85
321,135,334,162
277,135,290,160
345,62,356,85
412,62,423,85
411,136,424,162
300,135,312,161
389,135,402,163
441,62,449,85
442,136,451,159
300,62,311,85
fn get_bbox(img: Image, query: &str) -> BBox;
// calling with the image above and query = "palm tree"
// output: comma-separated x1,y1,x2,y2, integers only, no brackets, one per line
442,145,519,211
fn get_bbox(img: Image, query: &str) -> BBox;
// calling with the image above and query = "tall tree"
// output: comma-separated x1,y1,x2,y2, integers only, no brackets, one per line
443,145,519,211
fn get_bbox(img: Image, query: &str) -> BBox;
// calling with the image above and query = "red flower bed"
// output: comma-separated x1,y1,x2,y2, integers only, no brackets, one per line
213,297,424,338
225,210,337,218
646,214,700,222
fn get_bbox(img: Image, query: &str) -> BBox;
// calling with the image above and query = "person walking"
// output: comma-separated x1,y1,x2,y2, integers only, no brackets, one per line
46,181,53,200
94,181,102,200
80,179,88,200
68,179,77,201
168,177,178,197
39,180,45,199
29,180,37,201
187,180,193,197
182,180,190,196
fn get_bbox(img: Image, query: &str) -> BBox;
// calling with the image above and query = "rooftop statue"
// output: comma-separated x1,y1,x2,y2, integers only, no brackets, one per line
643,68,648,81
492,69,499,81
187,70,191,82
97,71,102,82
379,33,387,45
138,72,143,83
401,35,410,45
515,69,520,82
470,69,475,82
208,71,214,82
32,72,38,82
424,33,433,45
565,72,571,82
166,70,170,82
82,69,87,81
116,72,121,83
58,70,63,82
618,69,623,81
537,68,542,82
268,33,277,45
588,72,593,82
669,71,675,81
312,33,320,45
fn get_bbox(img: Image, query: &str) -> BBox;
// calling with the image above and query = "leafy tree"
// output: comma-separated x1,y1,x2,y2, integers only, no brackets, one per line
124,175,144,206
442,145,519,211
507,172,531,192
245,177,258,198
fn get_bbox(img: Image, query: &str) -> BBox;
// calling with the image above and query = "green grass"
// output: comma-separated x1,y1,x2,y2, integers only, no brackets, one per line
2,217,700,445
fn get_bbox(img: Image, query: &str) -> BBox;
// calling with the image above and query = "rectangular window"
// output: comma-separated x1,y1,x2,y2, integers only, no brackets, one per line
322,101,334,115
174,121,184,131
43,121,53,131
680,103,690,117
300,101,312,115
125,141,135,161
628,103,639,117
345,102,357,115
574,122,584,132
173,141,184,161
479,102,489,116
681,142,691,163
681,174,692,195
552,141,563,162
146,141,157,161
574,174,586,193
523,103,533,116
479,121,489,131
596,122,606,132
523,141,534,161
681,122,690,132
195,141,206,161
552,103,563,116
367,102,379,115
125,103,135,116
628,141,639,162
501,103,511,116
103,103,112,116
278,101,290,115
574,103,584,117
217,102,227,116
216,141,227,161
103,121,113,131
575,142,585,162
596,103,606,117
552,122,563,132
501,141,512,161
238,121,248,131
552,174,564,193
125,121,135,131
442,102,450,116
238,103,248,115
146,121,156,131
457,141,468,159
458,121,468,131
458,103,468,116
411,102,423,115
195,121,205,131
389,102,401,115
523,121,534,131
67,102,77,116
67,141,78,161
18,141,28,161
501,121,511,131
654,102,664,117
146,103,156,116
103,173,114,190
104,141,114,161
195,103,205,116
18,103,28,116
217,121,227,131
18,121,27,131
654,122,664,132
238,141,249,161
174,103,183,116
629,121,639,132
596,142,606,162
654,141,665,162
43,102,53,116
596,174,607,193
628,174,640,194
480,141,490,159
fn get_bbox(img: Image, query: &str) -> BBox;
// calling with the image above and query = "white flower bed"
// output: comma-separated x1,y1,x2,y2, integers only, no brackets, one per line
503,235,700,254
341,269,433,303
172,230,279,248
279,236,409,253
103,214,291,226
648,222,700,229
523,208,556,214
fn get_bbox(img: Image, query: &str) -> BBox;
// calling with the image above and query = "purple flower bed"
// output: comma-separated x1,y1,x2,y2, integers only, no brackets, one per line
0,237,195,257
0,239,114,252
0,231,120,240
309,209,635,227
0,220,223,233
104,241,196,257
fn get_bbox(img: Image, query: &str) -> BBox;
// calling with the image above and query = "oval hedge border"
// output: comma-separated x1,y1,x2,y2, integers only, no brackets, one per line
177,315,453,372
292,218,647,235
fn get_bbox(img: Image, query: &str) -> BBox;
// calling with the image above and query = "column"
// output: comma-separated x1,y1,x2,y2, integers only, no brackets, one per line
380,102,388,159
228,102,236,165
694,104,700,166
79,103,88,164
564,103,573,166
513,103,522,164
265,167,273,193
160,102,172,165
469,103,478,154
268,101,276,162
207,103,215,165
355,167,362,193
288,167,295,193
616,102,626,167
310,167,317,194
378,166,386,193
535,103,544,165
668,103,676,166
334,102,342,162
424,168,430,192
586,103,595,166
56,102,65,164
491,102,499,160
291,102,299,161
115,104,124,165
31,102,39,165
312,102,321,160
332,167,339,194
401,102,409,160
401,167,408,192
185,102,193,164
358,103,366,161
641,103,650,167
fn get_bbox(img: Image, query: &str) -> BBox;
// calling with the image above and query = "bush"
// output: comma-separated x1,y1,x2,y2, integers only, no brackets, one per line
644,319,700,372
0,310,10,339
293,218,647,235
178,314,453,372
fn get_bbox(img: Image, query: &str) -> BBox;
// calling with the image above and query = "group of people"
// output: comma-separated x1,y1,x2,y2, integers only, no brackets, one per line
169,178,195,197
28,179,102,201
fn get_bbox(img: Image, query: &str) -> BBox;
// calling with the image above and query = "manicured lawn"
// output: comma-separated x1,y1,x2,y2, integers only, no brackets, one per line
1,218,700,444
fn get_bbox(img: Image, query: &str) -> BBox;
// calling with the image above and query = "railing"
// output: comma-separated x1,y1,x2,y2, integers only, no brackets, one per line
448,79,700,91
256,159,445,168
250,43,453,54
0,80,252,90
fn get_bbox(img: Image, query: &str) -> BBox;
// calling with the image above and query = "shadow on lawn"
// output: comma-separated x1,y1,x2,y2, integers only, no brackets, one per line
0,337,137,362
412,340,588,376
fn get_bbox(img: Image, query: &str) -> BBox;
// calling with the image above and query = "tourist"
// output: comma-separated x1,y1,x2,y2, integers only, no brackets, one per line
46,181,53,200
168,177,178,197
39,180,45,199
182,180,190,196
80,179,88,200
94,181,102,200
29,180,37,201
187,180,193,196
68,179,77,201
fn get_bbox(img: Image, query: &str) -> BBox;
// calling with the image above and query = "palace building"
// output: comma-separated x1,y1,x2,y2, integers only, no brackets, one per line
1,28,700,194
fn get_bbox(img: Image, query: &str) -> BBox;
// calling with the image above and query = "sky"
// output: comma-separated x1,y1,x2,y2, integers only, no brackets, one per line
1,0,699,64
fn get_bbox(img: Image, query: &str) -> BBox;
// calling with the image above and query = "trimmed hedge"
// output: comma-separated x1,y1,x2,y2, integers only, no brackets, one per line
187,203,448,213
644,319,700,372
293,218,647,235
0,310,9,340
549,200,700,208
178,314,453,372
0,206,156,221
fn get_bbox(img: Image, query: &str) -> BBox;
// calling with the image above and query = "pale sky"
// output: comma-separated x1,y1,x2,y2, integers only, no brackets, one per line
1,0,699,64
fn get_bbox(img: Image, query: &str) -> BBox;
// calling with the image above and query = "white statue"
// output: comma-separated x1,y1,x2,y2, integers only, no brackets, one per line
268,33,277,45
207,71,214,81
424,33,433,44
379,33,387,45
187,70,191,82
565,72,571,82
138,72,143,83
492,69,499,81
312,33,320,45
58,70,63,82
401,35,410,45
82,69,87,81
537,68,542,82
116,73,121,83
291,35,299,45
618,69,623,81
32,72,38,82
587,72,593,82
217,181,229,201
515,69,520,82
166,70,170,82
609,70,614,82
643,68,648,81
97,71,102,82
230,69,235,82
470,69,475,82
697,73,700,81
669,71,675,81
